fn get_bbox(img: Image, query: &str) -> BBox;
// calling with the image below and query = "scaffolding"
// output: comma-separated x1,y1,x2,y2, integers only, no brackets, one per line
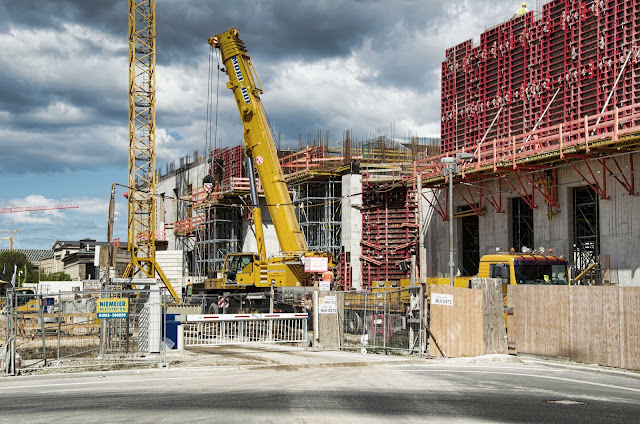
291,178,342,259
194,205,243,277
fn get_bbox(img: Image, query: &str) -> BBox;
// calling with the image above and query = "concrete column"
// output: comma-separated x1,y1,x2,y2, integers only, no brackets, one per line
341,172,363,289
147,286,162,354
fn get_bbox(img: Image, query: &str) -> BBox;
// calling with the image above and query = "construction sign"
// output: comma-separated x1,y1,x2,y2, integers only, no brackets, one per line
96,298,129,319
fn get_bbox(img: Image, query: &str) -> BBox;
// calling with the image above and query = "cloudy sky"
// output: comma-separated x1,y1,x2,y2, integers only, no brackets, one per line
0,0,525,250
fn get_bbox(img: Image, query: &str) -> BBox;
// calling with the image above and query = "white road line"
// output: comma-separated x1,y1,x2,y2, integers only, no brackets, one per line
403,368,640,393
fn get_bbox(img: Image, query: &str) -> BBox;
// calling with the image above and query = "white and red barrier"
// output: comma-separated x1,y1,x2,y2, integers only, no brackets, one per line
182,313,309,346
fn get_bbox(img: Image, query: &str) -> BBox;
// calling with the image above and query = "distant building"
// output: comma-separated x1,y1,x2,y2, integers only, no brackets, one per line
50,239,108,280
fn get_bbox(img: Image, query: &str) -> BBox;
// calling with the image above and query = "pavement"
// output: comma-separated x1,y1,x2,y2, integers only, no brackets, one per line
6,335,640,379
166,342,427,371
162,343,640,380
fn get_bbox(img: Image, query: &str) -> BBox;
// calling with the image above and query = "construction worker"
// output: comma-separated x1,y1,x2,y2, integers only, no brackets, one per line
302,291,313,330
515,2,527,16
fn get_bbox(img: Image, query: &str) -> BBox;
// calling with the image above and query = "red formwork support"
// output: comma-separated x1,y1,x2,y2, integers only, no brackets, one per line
360,184,418,288
441,0,640,155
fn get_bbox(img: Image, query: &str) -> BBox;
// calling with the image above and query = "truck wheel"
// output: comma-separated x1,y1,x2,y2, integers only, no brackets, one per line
208,303,220,314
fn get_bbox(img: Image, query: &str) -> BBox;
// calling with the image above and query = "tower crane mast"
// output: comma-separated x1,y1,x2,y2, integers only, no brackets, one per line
125,0,180,301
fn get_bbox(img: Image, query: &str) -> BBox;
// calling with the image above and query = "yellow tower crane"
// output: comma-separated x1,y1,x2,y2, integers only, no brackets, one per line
125,0,180,302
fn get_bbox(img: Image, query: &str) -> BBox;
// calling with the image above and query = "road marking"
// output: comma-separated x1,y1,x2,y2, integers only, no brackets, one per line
403,368,640,393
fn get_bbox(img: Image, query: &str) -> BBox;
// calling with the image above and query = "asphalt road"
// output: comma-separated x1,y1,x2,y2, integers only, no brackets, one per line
1,352,639,423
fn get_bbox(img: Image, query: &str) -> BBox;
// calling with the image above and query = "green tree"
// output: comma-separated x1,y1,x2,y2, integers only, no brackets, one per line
0,251,35,285
39,272,72,281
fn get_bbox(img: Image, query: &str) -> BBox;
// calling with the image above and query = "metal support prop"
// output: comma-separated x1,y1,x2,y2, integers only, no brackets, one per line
592,49,633,135
448,166,454,286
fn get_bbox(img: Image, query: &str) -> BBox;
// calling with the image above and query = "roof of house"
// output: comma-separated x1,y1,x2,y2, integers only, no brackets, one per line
0,249,54,262
53,239,108,250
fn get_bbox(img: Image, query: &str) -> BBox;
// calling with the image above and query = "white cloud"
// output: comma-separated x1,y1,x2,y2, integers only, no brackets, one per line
28,100,87,125
266,56,440,139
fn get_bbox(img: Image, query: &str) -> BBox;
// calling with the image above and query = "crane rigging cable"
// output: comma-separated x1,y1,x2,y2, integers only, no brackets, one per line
204,45,222,184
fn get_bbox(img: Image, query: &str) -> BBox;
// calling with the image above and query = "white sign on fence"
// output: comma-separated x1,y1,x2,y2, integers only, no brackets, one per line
431,293,454,306
319,295,337,314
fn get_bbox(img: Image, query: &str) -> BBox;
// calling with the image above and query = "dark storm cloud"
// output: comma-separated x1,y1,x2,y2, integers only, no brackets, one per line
0,0,519,174
0,0,124,32
154,0,447,89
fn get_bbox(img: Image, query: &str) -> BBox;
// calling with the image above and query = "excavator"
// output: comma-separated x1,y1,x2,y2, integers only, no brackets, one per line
187,28,332,312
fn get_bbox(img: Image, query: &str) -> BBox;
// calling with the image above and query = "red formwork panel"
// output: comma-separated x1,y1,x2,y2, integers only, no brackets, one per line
210,145,243,185
360,184,417,288
440,0,640,155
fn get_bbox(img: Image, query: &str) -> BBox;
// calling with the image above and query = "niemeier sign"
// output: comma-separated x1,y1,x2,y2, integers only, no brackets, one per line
96,298,129,319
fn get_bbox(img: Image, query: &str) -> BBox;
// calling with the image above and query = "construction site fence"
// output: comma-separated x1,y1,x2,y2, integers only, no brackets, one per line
507,285,640,370
1,289,169,376
338,286,424,354
183,313,308,346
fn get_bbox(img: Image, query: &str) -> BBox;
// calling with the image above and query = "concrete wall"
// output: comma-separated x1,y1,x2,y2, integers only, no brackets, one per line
423,152,640,286
156,250,187,293
240,203,280,256
156,159,208,250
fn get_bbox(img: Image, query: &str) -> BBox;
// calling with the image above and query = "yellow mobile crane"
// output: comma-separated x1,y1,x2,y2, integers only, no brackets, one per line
189,28,332,312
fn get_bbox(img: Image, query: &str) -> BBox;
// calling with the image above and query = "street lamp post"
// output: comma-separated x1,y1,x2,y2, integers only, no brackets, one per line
440,153,477,286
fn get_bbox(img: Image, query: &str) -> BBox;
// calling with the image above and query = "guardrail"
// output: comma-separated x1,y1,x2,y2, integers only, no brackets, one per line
183,313,308,346
415,103,640,181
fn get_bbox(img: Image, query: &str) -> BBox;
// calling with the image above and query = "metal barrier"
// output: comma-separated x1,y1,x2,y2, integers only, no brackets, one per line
2,289,166,375
338,286,424,354
183,313,308,346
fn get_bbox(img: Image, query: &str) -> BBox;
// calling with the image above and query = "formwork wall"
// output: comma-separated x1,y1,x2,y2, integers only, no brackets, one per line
209,145,243,185
360,184,418,287
441,0,640,153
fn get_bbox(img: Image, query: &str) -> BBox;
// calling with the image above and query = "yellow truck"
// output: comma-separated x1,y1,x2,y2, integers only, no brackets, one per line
0,285,40,312
478,251,570,286
342,251,570,332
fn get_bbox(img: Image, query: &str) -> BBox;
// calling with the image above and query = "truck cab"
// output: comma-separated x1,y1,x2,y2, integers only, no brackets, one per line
478,251,570,327
478,252,570,288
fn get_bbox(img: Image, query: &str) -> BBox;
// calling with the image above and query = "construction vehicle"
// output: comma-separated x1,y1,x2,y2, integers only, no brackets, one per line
342,249,571,333
187,28,332,313
0,284,39,313
478,249,570,287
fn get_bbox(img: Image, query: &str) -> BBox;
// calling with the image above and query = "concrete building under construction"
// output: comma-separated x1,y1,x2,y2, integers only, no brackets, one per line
155,0,640,292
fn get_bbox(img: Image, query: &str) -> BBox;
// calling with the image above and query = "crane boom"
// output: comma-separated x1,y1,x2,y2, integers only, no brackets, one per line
208,28,307,254
0,204,79,214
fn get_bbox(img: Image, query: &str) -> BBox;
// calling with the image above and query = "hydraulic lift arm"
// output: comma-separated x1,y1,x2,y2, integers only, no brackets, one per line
208,28,307,255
